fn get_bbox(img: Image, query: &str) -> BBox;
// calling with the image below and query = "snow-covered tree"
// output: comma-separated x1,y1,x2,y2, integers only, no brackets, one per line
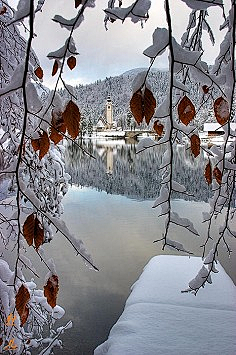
0,1,96,353
0,0,235,353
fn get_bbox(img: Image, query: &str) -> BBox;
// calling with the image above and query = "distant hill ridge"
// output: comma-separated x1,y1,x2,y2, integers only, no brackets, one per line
58,67,213,128
59,67,169,126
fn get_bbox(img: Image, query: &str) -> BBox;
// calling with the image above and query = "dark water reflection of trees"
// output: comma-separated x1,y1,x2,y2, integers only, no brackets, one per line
65,139,211,202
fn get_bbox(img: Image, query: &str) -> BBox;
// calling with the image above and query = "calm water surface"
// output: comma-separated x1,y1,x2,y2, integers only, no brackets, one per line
34,139,235,354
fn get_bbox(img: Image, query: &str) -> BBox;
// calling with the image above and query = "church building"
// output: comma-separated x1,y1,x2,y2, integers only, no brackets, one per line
105,95,113,129
95,96,115,131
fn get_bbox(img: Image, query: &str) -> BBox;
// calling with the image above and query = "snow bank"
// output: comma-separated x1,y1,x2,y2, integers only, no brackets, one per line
94,255,236,355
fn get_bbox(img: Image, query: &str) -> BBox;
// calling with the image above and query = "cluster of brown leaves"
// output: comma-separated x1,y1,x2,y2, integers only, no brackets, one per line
16,285,30,326
50,111,66,144
130,87,156,125
204,161,222,185
22,214,59,309
51,55,76,76
50,100,81,143
31,100,80,159
14,277,59,328
44,275,59,308
23,213,44,251
31,131,50,160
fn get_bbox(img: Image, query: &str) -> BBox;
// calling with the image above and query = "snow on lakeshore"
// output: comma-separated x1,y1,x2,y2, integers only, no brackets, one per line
94,255,236,355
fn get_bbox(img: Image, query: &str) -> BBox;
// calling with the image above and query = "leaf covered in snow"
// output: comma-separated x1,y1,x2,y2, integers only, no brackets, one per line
180,0,223,10
143,28,169,58
136,137,157,153
188,265,210,291
104,0,151,24
47,38,78,60
171,211,199,236
165,238,191,254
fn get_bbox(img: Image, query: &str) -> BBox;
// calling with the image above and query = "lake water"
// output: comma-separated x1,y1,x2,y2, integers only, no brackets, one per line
35,139,235,354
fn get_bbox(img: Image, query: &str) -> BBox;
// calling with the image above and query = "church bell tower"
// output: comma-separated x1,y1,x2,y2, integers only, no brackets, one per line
106,96,113,129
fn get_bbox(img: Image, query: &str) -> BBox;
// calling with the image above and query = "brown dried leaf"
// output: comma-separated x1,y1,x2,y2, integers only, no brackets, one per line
23,214,35,246
31,139,40,152
0,338,2,346
23,214,44,250
67,56,76,70
44,275,59,308
50,127,63,145
75,0,82,8
202,85,209,94
144,88,156,125
130,90,144,125
190,134,200,158
178,95,195,126
153,121,164,136
20,305,29,327
213,166,222,185
34,66,43,80
0,6,7,15
214,97,229,125
204,161,212,185
15,285,30,326
39,131,50,160
34,218,44,251
52,60,59,76
50,112,66,144
62,100,80,139
31,131,50,160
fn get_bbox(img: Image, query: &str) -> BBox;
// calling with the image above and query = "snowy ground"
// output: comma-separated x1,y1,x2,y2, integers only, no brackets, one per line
94,255,236,355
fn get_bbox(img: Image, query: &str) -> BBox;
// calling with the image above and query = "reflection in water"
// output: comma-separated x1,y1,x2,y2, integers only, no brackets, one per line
65,139,211,202
106,147,114,174
43,139,234,355
38,186,235,355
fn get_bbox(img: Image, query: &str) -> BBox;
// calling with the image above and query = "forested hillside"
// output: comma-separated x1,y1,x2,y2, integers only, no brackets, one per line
59,68,214,131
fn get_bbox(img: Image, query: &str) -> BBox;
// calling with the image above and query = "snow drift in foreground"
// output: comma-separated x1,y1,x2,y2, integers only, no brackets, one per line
94,255,236,355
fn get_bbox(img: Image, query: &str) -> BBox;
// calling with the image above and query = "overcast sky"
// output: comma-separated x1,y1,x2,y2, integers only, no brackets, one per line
29,0,229,88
